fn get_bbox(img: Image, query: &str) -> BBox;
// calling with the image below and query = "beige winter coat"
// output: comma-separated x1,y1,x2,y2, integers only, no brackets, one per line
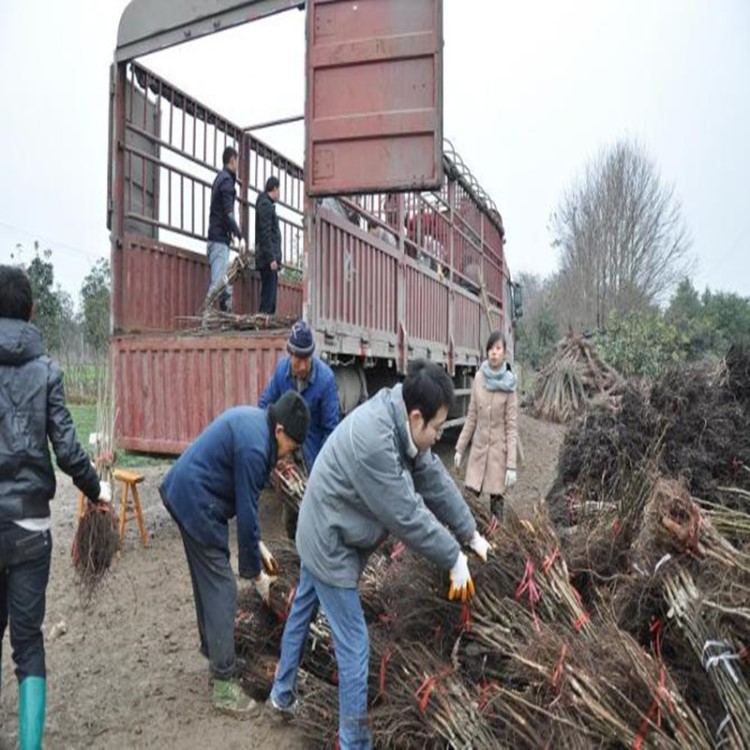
456,369,518,496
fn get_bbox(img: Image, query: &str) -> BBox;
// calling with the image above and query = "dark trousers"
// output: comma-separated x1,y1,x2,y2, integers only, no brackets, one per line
0,523,52,682
259,267,278,315
178,526,237,680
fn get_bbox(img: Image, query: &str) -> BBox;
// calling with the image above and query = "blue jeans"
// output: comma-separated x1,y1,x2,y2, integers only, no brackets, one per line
0,523,52,682
271,564,371,750
206,241,232,311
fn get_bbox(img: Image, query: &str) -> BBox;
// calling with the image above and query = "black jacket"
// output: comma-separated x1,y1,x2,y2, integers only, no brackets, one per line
254,191,282,269
0,319,100,520
208,168,242,244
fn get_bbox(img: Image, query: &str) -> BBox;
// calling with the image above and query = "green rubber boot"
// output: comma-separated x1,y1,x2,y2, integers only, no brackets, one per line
212,678,258,718
19,676,46,750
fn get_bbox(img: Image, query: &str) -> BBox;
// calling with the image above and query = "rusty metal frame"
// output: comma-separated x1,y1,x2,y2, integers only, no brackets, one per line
116,0,305,62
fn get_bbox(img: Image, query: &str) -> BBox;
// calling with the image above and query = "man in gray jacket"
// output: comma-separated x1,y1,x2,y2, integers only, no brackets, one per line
269,360,490,749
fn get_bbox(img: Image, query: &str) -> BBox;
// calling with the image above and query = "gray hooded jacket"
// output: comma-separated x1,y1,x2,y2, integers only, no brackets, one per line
0,319,100,520
296,384,476,588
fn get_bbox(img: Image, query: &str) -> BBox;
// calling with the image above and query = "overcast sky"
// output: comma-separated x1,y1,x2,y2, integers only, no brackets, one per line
0,0,748,304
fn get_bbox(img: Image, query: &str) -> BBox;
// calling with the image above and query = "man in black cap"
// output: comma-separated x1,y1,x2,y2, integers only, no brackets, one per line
159,391,310,717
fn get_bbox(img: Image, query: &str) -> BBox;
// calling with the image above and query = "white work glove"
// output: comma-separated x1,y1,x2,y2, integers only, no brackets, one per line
258,540,279,576
448,551,475,603
98,481,112,503
238,238,246,254
453,452,462,470
469,531,491,563
254,571,273,604
505,469,517,489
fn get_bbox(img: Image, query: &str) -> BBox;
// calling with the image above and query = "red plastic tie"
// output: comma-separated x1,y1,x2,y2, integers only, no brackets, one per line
515,557,542,632
542,546,561,573
458,601,472,632
550,645,568,692
379,645,394,694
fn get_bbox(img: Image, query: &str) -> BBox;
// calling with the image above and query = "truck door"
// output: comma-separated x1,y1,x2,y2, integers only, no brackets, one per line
305,0,443,195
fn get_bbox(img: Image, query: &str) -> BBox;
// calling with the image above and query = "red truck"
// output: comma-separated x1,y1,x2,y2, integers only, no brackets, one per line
109,0,522,453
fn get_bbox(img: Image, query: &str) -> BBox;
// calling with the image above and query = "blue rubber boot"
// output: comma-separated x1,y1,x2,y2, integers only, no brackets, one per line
19,676,46,750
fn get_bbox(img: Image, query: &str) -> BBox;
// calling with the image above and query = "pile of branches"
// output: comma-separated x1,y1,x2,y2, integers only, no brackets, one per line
550,349,750,526
232,348,750,746
71,502,119,602
271,452,308,540
541,344,750,747
533,334,622,423
181,310,298,332
233,486,749,747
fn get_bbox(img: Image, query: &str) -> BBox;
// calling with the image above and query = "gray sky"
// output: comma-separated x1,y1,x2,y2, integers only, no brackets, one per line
1,0,748,305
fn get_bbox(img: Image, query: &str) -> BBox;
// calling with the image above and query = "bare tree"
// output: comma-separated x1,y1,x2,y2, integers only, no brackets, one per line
550,139,692,331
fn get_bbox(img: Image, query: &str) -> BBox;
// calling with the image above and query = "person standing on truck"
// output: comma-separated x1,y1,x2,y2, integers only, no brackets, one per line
159,391,310,717
268,360,490,749
205,145,244,314
0,265,111,750
255,176,282,315
454,331,518,520
259,321,340,537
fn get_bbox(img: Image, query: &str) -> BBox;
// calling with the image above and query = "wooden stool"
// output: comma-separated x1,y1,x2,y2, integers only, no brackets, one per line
113,469,149,548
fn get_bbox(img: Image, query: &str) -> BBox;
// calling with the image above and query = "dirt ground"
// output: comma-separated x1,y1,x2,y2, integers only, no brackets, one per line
0,411,565,749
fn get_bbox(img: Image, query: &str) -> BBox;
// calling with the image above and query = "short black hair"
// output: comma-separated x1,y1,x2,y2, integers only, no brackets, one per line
265,176,280,193
402,359,454,423
0,265,33,321
486,330,507,354
222,146,238,166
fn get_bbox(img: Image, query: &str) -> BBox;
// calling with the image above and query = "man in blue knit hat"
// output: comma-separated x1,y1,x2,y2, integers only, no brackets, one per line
259,320,339,474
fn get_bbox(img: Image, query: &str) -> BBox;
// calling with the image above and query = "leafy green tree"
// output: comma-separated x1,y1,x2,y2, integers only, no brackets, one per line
596,310,684,378
25,243,64,352
80,259,111,354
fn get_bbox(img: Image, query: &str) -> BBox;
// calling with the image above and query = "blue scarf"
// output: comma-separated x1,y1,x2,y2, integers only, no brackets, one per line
481,360,516,392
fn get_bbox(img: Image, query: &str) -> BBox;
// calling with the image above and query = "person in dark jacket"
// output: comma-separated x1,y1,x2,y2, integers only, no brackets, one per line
255,175,282,315
159,391,310,717
269,361,490,749
0,266,109,750
259,321,340,538
205,145,244,313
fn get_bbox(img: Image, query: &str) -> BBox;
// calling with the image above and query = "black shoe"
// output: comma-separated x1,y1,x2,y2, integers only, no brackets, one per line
490,496,505,521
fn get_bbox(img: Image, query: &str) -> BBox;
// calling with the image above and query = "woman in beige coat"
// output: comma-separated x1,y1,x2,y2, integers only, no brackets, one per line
454,331,518,519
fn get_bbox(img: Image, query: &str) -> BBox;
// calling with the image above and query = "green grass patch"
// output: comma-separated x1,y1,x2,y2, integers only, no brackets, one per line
67,404,173,470
63,364,102,405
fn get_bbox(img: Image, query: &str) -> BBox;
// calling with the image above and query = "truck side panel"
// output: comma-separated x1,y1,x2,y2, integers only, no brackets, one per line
112,332,289,454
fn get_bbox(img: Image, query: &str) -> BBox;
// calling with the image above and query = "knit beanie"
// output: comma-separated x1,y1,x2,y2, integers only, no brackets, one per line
287,320,315,357
270,391,310,445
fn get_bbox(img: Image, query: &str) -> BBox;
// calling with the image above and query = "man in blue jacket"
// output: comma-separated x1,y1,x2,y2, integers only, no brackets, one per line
259,321,340,539
159,391,310,717
259,321,340,472
269,360,490,749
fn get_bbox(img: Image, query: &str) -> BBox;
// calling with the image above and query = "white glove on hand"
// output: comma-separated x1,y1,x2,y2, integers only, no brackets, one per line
453,452,462,470
98,481,112,503
238,238,247,254
258,540,279,576
505,469,517,489
469,531,491,562
448,551,475,603
254,571,273,604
